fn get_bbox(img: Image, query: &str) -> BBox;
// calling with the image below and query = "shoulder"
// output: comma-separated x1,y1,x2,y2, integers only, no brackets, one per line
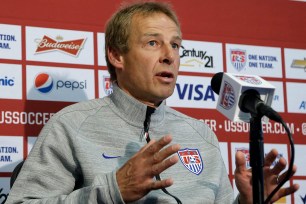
164,106,219,147
55,97,109,118
164,105,209,131
44,97,110,130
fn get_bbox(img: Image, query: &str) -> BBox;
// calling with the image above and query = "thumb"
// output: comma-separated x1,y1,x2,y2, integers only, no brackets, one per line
235,151,247,173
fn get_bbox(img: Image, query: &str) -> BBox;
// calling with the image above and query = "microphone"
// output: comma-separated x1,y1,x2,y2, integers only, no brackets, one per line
211,72,281,122
212,73,294,204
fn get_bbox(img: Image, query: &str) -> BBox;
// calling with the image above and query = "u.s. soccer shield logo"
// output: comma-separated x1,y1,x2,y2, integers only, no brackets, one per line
219,81,235,110
230,49,246,71
178,148,203,175
103,76,113,96
235,76,262,85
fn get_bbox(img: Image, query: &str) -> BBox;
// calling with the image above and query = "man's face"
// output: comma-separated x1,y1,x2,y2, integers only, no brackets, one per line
116,13,181,107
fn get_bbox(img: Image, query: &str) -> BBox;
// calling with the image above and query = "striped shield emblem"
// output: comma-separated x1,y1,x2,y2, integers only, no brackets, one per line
178,148,203,175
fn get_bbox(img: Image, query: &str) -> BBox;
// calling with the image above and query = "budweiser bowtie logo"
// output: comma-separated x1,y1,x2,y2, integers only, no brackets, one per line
35,35,86,56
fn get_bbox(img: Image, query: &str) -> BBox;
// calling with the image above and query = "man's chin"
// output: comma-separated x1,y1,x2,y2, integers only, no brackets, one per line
157,90,175,101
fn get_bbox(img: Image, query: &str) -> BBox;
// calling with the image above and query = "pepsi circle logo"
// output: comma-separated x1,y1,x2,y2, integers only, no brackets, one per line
34,73,53,93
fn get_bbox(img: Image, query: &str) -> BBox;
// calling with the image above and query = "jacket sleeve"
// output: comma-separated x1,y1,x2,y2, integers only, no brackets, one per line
214,149,235,204
6,111,125,204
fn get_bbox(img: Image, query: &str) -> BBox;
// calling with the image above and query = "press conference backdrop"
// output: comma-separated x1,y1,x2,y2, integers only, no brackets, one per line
0,0,305,203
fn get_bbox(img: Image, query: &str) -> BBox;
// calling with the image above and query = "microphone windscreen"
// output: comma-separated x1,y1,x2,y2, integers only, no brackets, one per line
210,72,224,95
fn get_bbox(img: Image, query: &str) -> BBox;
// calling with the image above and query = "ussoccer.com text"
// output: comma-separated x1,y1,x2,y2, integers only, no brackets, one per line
0,111,54,125
201,119,296,134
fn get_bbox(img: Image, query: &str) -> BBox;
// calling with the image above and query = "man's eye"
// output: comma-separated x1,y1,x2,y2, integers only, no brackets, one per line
172,43,179,49
148,41,157,46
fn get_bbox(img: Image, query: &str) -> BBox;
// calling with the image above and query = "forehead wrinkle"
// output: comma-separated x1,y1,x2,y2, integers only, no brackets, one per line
130,14,182,44
142,33,182,42
143,33,160,37
134,13,181,33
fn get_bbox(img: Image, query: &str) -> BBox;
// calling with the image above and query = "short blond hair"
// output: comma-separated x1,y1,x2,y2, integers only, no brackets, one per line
105,1,181,81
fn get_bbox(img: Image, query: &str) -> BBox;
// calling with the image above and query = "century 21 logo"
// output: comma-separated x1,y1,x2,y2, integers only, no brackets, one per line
180,46,214,68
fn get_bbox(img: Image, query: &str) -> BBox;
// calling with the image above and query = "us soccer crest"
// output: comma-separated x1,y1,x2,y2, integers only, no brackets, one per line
230,49,246,71
103,76,113,96
236,76,262,85
178,148,203,175
219,81,235,110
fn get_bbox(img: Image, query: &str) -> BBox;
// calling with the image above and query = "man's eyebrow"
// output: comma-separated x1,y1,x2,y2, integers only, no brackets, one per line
143,33,161,37
173,35,182,41
143,33,182,41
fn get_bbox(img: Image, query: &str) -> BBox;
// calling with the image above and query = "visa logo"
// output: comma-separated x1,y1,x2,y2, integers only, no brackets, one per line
0,76,14,86
176,83,215,101
300,101,306,110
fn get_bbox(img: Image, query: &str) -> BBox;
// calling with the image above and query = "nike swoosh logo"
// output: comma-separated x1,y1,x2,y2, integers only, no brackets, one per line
102,153,121,159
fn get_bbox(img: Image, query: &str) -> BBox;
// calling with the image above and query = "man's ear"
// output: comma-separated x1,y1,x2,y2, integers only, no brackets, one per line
107,47,124,69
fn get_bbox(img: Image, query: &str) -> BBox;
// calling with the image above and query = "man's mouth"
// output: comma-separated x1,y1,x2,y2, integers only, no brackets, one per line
156,72,174,78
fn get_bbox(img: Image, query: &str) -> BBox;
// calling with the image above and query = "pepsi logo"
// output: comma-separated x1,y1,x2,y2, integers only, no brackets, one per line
34,73,53,93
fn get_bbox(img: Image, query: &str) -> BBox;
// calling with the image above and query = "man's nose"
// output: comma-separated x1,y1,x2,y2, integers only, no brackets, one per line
159,44,174,65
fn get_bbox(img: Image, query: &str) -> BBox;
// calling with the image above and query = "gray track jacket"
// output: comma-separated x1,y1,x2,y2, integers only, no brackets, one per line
7,84,236,204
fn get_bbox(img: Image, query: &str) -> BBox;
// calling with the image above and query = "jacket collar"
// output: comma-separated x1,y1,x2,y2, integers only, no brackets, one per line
109,83,165,128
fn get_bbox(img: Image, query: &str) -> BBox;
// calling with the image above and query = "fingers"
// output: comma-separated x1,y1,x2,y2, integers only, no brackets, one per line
152,143,181,163
270,156,287,175
143,135,181,164
264,149,278,167
275,184,300,199
145,135,180,176
235,150,247,172
117,134,181,202
150,178,174,190
143,135,173,156
131,134,181,178
150,154,179,176
277,164,297,184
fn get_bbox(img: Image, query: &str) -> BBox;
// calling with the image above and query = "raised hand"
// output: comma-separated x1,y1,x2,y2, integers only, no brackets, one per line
116,135,180,202
262,149,299,203
235,148,299,204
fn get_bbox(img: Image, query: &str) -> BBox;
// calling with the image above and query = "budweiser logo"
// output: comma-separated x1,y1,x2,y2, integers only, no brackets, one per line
35,35,86,56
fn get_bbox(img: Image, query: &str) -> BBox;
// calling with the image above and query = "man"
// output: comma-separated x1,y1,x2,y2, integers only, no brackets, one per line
7,2,299,203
